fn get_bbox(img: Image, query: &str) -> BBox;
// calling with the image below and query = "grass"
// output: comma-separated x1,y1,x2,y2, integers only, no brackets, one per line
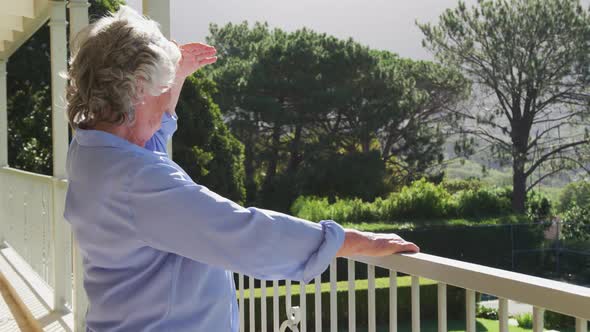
341,214,530,232
241,276,436,298
353,318,575,331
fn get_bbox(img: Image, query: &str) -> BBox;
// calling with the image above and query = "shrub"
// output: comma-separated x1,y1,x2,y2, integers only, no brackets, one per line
454,187,511,218
290,196,332,222
330,197,377,223
559,180,590,211
392,178,452,219
441,178,484,194
476,305,498,320
515,313,533,329
544,310,576,330
291,180,527,223
561,203,590,241
291,196,380,223
526,191,552,222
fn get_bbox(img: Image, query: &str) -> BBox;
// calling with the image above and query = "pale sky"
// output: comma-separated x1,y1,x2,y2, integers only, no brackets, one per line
127,0,590,60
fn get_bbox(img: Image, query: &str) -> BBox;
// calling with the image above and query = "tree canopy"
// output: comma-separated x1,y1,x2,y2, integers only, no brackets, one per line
419,0,590,212
207,22,469,210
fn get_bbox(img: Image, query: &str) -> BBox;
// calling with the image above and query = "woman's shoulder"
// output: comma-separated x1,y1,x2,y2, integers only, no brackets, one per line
129,150,194,190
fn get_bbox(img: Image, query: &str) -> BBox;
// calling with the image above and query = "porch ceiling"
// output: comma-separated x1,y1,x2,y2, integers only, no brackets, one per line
0,0,51,60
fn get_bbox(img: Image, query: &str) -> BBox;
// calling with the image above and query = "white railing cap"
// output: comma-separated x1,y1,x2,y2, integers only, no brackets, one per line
353,252,590,320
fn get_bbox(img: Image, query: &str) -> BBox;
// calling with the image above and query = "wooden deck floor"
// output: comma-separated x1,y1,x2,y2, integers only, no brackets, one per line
0,270,41,332
0,246,71,332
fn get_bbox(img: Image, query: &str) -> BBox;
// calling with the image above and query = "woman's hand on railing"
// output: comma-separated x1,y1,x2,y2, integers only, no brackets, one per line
336,228,420,257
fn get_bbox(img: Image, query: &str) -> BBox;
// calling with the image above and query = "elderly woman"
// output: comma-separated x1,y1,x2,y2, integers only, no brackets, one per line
64,6,419,332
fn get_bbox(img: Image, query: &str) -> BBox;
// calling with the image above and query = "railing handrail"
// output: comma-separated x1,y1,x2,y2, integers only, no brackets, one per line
1,165,53,182
352,252,590,320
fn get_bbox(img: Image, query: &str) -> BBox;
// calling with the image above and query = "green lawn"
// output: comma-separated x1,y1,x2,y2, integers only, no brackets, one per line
340,214,530,232
347,318,572,331
241,276,436,298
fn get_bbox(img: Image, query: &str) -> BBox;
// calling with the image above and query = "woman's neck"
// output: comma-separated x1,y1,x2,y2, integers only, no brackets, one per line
92,122,147,147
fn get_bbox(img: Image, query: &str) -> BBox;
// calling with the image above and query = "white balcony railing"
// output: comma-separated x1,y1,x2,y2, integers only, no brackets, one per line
235,253,590,332
1,165,589,332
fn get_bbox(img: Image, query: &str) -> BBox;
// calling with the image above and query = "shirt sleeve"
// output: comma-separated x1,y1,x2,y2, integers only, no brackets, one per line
127,161,345,283
144,112,178,154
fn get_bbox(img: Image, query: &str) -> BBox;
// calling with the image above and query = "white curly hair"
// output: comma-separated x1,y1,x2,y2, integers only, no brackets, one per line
66,5,181,129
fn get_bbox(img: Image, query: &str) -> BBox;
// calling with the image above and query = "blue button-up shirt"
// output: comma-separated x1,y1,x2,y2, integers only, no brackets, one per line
64,112,345,331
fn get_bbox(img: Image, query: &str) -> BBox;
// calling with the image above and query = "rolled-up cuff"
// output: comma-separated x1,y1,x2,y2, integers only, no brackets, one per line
301,220,345,283
160,112,178,139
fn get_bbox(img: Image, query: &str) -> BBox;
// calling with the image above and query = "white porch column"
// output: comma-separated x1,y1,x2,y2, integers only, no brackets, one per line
0,58,6,245
68,2,90,330
142,0,173,157
50,0,68,179
68,0,90,43
49,0,69,314
0,59,7,168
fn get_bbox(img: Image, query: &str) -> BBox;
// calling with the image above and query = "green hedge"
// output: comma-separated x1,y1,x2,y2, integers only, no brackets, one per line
291,179,552,223
240,277,467,330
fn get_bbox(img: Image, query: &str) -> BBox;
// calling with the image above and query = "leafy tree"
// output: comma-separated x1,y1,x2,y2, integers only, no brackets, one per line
296,151,388,202
208,22,469,209
561,203,590,241
174,73,246,203
559,180,590,211
373,52,470,183
419,0,590,213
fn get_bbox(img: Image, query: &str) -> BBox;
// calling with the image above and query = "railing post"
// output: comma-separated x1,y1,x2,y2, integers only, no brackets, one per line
49,0,69,314
261,280,267,332
329,259,337,332
348,260,356,332
411,276,420,332
576,318,588,332
299,281,306,332
314,276,321,332
389,270,397,332
142,0,172,157
274,280,280,332
239,274,245,332
466,289,476,332
533,307,544,332
437,283,446,332
499,298,509,332
367,265,376,332
249,276,255,332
